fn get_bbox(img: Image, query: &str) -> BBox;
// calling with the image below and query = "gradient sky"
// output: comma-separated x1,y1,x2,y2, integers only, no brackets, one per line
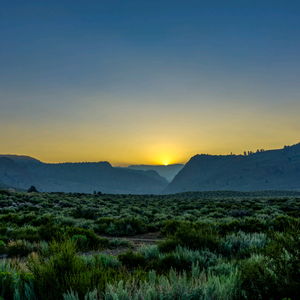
1,1,300,166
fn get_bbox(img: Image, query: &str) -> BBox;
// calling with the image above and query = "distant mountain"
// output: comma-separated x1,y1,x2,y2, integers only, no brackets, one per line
127,164,185,182
0,155,42,165
3,143,300,195
164,143,300,194
115,167,168,184
0,157,51,191
0,156,168,194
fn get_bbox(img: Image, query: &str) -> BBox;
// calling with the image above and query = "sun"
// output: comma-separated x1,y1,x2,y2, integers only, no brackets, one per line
161,158,170,166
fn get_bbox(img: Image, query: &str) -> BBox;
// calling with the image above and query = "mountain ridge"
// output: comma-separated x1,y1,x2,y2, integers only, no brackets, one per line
164,143,300,194
127,164,184,181
1,143,300,194
0,156,168,194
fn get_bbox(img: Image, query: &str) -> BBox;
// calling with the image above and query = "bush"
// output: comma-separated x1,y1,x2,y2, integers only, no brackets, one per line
160,220,182,236
18,212,37,226
0,190,10,196
0,224,7,236
240,217,268,233
157,246,218,272
38,223,61,241
94,253,121,269
0,240,6,254
0,259,35,300
138,245,159,260
65,227,109,249
158,222,220,253
240,229,300,300
0,213,19,224
270,215,296,231
117,250,147,268
12,226,40,242
28,186,38,193
147,223,158,232
175,223,220,251
109,238,131,249
157,239,179,253
6,240,34,257
30,214,54,227
221,231,268,258
96,217,148,236
71,235,89,251
27,238,129,300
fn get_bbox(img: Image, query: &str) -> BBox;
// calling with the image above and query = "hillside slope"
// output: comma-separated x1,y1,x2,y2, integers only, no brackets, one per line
127,164,184,181
0,156,168,194
164,143,300,193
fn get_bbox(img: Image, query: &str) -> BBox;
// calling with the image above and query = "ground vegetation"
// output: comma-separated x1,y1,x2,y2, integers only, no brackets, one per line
0,189,299,299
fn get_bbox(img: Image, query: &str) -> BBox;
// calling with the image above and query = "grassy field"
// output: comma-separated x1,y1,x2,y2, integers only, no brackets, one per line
0,189,299,299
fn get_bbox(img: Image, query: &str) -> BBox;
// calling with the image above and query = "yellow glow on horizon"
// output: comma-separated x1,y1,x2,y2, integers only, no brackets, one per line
161,158,170,166
144,142,184,166
1,95,300,166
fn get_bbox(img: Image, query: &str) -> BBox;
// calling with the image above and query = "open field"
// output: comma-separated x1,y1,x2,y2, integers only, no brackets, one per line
0,189,299,299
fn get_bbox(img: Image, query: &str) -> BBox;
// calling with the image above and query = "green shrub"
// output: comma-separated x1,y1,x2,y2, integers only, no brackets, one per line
270,215,296,231
240,229,300,300
105,266,241,300
18,212,37,226
119,239,131,247
157,239,179,253
71,235,89,251
6,240,33,257
0,258,35,300
0,240,6,254
12,227,40,242
66,227,109,249
38,223,61,241
147,223,158,232
221,231,268,258
160,220,182,236
0,213,19,224
28,238,129,300
218,219,241,235
157,246,218,272
117,250,147,268
30,214,54,227
96,217,147,236
0,224,7,236
0,190,10,196
94,253,121,269
109,238,131,248
138,245,159,260
240,217,268,233
174,223,220,251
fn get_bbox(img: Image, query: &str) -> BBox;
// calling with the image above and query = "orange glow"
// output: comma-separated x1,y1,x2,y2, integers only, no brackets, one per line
1,93,300,165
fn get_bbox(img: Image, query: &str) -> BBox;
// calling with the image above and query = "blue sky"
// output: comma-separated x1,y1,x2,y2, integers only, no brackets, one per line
1,1,300,164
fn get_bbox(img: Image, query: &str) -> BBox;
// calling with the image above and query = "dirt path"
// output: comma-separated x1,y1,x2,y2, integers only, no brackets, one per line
98,232,163,256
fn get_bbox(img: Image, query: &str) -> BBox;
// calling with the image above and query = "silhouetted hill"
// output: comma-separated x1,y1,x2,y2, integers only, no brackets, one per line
164,143,300,194
0,155,42,165
127,164,184,181
0,156,168,194
0,157,49,191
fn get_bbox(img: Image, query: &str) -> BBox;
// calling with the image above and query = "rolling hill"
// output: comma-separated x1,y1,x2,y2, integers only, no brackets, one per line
0,156,168,194
163,143,300,194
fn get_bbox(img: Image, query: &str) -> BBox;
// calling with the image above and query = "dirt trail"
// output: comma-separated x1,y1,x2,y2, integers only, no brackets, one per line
98,232,163,256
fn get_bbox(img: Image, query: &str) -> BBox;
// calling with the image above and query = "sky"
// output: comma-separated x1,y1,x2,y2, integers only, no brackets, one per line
1,0,300,166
